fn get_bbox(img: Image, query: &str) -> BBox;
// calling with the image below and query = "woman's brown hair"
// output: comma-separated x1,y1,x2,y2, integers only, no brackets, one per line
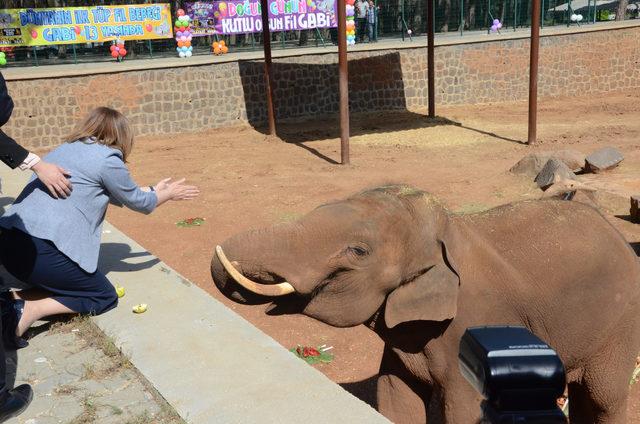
64,107,134,161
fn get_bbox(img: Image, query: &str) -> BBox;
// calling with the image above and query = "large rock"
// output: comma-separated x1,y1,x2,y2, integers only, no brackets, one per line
510,150,586,177
585,147,624,173
534,158,577,190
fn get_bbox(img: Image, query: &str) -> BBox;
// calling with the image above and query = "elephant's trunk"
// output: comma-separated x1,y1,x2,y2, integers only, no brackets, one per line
211,225,301,304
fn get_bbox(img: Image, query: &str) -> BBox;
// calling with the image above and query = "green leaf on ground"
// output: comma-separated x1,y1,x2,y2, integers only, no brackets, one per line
176,217,206,227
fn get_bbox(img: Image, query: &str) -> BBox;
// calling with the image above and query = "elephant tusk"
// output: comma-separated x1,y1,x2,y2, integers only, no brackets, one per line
215,245,296,297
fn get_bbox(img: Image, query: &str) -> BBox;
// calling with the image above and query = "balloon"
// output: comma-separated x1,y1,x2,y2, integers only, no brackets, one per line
497,22,502,28
222,46,228,53
220,40,226,46
577,14,583,21
111,50,119,58
145,23,153,32
187,35,193,41
0,52,5,58
31,30,37,39
177,41,185,47
0,58,6,66
493,19,499,25
119,48,127,56
185,41,191,47
74,26,82,35
177,30,183,37
214,47,221,54
490,24,497,31
188,46,193,51
175,20,181,27
117,43,124,49
179,51,186,58
570,14,577,21
115,46,120,52
177,47,181,52
185,51,192,57
110,45,116,52
180,35,187,42
407,29,412,34
213,42,220,49
177,9,185,16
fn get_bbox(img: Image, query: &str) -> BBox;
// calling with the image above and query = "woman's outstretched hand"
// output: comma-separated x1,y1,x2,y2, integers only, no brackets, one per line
153,177,199,206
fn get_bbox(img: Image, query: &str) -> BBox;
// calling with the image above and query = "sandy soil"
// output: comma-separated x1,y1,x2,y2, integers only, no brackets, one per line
106,91,640,419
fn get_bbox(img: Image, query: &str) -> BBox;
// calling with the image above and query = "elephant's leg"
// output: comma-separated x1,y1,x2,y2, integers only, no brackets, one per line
377,373,430,423
439,372,484,424
377,347,432,423
568,335,638,424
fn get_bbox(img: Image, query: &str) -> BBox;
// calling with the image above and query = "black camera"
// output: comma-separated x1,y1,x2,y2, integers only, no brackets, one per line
458,326,567,424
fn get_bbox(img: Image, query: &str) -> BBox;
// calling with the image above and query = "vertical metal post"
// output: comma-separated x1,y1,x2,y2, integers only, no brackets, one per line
337,0,350,164
32,47,39,66
528,0,541,144
514,0,518,30
148,39,154,58
427,0,435,118
541,0,545,27
72,44,78,64
401,0,406,41
460,0,464,36
260,0,276,136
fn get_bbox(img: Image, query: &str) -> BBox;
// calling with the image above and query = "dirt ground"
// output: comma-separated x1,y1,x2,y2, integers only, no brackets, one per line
106,90,640,419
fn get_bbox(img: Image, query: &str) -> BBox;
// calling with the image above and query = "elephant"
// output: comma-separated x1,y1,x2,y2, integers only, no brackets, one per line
210,185,640,423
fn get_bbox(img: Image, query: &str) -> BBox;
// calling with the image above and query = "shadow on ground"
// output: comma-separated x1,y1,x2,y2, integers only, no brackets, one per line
237,52,525,155
98,242,160,274
340,375,377,409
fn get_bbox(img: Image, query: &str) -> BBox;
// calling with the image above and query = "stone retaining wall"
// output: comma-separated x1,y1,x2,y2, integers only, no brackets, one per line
5,25,639,150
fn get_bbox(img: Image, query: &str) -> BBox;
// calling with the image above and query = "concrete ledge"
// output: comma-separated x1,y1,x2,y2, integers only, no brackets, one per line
0,168,389,424
4,20,639,81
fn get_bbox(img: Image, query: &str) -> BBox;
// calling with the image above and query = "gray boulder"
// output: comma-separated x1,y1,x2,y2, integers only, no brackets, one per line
510,150,586,178
534,158,577,191
585,147,624,173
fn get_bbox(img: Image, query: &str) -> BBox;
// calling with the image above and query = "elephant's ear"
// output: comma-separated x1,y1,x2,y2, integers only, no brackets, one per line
384,261,459,328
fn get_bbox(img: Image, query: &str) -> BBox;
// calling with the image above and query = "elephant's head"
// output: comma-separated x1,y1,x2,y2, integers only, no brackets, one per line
211,185,463,329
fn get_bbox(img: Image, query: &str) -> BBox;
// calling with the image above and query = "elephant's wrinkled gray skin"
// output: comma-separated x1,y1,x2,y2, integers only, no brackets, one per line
211,185,640,424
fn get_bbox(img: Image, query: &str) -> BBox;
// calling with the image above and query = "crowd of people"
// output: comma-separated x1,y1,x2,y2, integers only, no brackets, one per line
0,71,199,421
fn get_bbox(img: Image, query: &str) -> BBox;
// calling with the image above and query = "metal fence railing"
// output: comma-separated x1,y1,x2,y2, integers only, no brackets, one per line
0,0,638,68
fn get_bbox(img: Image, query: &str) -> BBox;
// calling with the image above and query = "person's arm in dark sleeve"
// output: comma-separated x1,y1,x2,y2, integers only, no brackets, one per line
0,72,28,169
0,129,28,169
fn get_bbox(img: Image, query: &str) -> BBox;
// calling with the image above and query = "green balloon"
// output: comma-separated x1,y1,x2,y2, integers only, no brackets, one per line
175,20,181,27
0,58,7,66
0,52,5,59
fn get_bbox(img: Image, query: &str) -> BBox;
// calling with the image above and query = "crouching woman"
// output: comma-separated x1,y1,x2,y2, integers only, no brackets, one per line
0,107,199,348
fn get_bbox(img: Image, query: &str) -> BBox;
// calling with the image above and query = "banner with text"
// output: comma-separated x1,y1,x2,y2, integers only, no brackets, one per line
185,0,337,36
0,4,173,47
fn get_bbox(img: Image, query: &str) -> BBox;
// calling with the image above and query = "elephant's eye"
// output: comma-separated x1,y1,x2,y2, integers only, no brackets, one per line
348,245,369,257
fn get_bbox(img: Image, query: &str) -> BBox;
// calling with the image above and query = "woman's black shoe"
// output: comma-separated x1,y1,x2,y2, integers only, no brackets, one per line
0,384,33,422
1,298,28,350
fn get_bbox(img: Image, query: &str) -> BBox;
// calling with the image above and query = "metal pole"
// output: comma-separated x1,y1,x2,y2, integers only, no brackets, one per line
260,0,276,135
427,0,435,118
33,47,38,66
514,0,518,30
337,0,350,164
460,0,464,36
528,0,541,144
401,0,406,41
541,0,545,27
72,44,78,64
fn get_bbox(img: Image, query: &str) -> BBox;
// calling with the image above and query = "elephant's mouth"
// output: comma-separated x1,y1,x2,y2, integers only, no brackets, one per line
215,245,296,297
